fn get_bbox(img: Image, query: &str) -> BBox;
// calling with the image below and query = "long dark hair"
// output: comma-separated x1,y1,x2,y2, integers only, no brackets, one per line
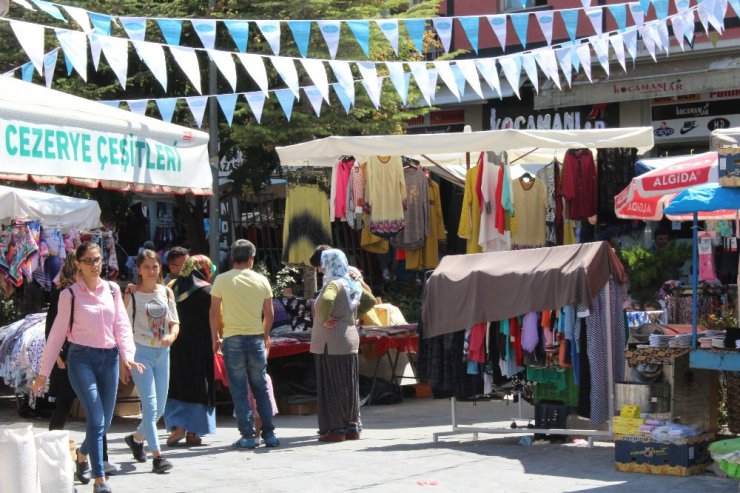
135,249,164,284
75,241,100,260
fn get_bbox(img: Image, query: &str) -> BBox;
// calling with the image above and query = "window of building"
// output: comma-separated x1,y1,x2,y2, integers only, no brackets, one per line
500,0,548,12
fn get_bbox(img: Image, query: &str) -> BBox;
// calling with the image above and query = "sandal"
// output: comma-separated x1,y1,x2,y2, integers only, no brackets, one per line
166,428,186,447
185,432,202,446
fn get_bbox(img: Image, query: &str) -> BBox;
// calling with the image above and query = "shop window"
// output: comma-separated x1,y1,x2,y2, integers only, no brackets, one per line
500,0,548,11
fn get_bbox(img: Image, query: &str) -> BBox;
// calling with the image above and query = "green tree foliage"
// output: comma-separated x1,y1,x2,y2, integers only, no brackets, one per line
619,243,692,308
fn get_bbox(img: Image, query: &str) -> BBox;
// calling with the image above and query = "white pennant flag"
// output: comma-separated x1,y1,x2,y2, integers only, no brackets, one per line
270,56,300,98
317,20,341,59
657,20,670,55
432,17,454,53
427,68,439,102
63,5,92,33
303,85,324,116
586,8,603,35
499,55,522,99
132,40,167,91
590,35,610,76
639,26,657,62
244,92,266,123
623,29,638,62
697,3,711,36
536,48,561,90
555,47,572,88
329,60,356,106
520,54,539,93
456,60,483,99
300,58,330,103
192,19,217,50
169,45,202,94
434,61,460,101
475,59,502,98
99,35,129,88
408,61,432,106
10,20,44,75
628,3,645,28
672,13,687,51
236,53,269,96
609,33,627,72
256,20,281,56
534,11,554,45
581,0,592,6
376,19,399,55
575,43,592,82
43,48,58,88
55,29,88,81
12,0,35,9
487,15,507,51
127,99,148,116
119,17,147,41
356,61,382,109
706,0,725,33
185,96,208,128
208,49,237,92
386,62,409,105
89,34,104,71
683,10,696,45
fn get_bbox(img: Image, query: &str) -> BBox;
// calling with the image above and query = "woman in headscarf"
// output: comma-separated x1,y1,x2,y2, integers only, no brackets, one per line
164,255,217,446
310,249,376,442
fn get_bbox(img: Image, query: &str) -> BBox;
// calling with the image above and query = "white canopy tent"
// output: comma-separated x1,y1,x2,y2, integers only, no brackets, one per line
0,77,212,195
0,185,101,229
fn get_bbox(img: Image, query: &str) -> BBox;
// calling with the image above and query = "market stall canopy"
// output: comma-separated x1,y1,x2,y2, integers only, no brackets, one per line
421,242,626,338
710,127,740,148
0,185,101,229
0,77,212,195
275,127,655,167
664,183,740,220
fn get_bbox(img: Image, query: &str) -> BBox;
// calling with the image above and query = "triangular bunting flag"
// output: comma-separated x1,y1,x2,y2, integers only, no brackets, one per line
244,92,266,123
133,40,167,91
31,0,65,21
451,63,466,97
568,43,580,72
432,17,454,53
386,62,409,105
676,0,691,11
520,53,539,93
639,26,657,62
10,20,44,75
408,61,432,106
63,5,92,33
99,35,129,88
256,20,281,56
127,99,148,116
706,0,725,34
456,59,483,100
270,56,299,98
356,61,381,109
192,19,217,50
331,82,352,114
458,16,480,54
317,20,341,59
672,12,687,50
696,3,710,35
185,96,208,128
560,9,579,42
586,8,603,35
535,11,554,45
274,88,296,121
224,20,249,53
99,100,120,109
475,59,501,98
63,51,73,76
607,4,628,31
287,20,312,58
329,60,356,106
623,29,638,62
535,48,560,89
581,0,592,6
303,85,324,116
683,10,696,45
628,3,644,28
427,68,439,102
43,48,58,88
169,45,202,94
89,34,103,71
346,20,370,58
12,0,35,10
376,19,400,55
120,17,147,41
156,98,177,123
403,19,426,53
208,49,237,92
89,12,111,35
575,43,592,82
487,15,507,51
157,19,183,46
652,0,669,20
434,61,460,101
236,53,269,95
657,20,670,55
609,33,627,72
555,47,572,87
216,93,238,126
499,55,522,99
510,13,529,49
300,58,330,103
639,0,652,16
55,29,88,81
590,35,610,76
21,62,33,82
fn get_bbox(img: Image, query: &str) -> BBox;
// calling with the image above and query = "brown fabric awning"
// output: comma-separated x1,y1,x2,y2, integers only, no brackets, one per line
421,242,627,338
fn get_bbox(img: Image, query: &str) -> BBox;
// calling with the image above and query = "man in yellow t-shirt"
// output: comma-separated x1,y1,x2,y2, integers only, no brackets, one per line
209,239,277,449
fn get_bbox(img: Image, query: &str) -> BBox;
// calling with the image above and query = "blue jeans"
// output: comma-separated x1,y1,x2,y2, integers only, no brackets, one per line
130,344,170,454
66,344,119,479
222,335,276,439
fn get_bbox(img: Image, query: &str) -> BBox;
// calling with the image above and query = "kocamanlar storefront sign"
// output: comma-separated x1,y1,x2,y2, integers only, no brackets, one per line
490,103,619,131
652,90,740,142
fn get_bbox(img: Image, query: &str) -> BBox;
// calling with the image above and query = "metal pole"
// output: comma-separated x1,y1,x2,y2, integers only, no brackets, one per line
692,211,698,349
605,279,614,434
208,0,220,263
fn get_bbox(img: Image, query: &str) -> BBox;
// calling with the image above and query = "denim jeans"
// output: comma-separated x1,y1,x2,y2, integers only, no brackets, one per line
130,344,170,454
221,335,275,439
66,344,119,479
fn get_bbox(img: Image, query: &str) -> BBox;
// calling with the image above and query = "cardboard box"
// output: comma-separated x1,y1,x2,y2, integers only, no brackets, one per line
719,147,740,187
279,397,317,416
614,433,713,476
615,461,709,476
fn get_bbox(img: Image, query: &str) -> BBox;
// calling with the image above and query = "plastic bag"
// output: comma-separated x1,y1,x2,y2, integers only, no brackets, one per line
35,430,74,493
0,425,39,493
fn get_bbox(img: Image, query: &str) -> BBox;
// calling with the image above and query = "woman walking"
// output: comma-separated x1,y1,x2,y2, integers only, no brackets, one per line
311,249,375,442
164,255,217,446
33,242,143,493
123,249,179,473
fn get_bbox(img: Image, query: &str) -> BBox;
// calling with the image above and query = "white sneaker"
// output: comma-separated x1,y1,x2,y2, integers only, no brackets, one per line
103,461,117,475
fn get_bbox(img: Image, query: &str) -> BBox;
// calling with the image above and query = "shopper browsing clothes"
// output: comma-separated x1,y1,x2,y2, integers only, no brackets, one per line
311,249,376,442
123,249,179,473
209,239,280,449
33,242,144,493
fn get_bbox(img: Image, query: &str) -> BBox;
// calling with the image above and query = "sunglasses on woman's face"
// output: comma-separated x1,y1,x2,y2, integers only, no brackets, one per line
79,257,103,266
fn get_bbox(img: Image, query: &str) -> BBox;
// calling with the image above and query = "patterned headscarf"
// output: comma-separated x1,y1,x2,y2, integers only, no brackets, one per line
172,254,215,302
320,249,362,310
58,255,78,289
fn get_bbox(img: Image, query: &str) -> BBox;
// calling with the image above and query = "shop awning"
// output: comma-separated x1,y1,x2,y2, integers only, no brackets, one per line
0,185,101,229
421,242,626,338
664,183,740,220
0,77,212,195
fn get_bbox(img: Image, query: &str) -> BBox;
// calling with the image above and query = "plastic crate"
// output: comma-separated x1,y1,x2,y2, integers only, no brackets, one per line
534,401,568,430
532,367,579,407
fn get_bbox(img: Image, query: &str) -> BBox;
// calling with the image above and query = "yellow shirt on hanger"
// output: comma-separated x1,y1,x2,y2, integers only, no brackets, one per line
457,166,482,254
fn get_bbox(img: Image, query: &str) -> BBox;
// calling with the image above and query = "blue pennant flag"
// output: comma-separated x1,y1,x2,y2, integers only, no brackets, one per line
652,0,669,20
458,17,480,54
63,51,74,76
217,94,238,126
332,82,352,114
731,0,740,17
346,20,370,58
224,20,249,53
287,20,312,58
31,1,66,22
510,13,529,49
639,0,652,17
607,4,628,31
560,10,579,42
89,12,112,36
403,19,426,53
157,19,183,46
156,98,178,123
274,88,296,121
21,62,34,82
99,101,120,109
451,63,466,97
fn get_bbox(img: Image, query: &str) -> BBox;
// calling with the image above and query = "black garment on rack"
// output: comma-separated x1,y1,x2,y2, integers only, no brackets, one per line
577,318,592,419
596,148,637,222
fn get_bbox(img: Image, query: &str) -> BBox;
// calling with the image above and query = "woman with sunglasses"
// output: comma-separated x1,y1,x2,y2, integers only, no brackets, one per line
33,242,144,493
